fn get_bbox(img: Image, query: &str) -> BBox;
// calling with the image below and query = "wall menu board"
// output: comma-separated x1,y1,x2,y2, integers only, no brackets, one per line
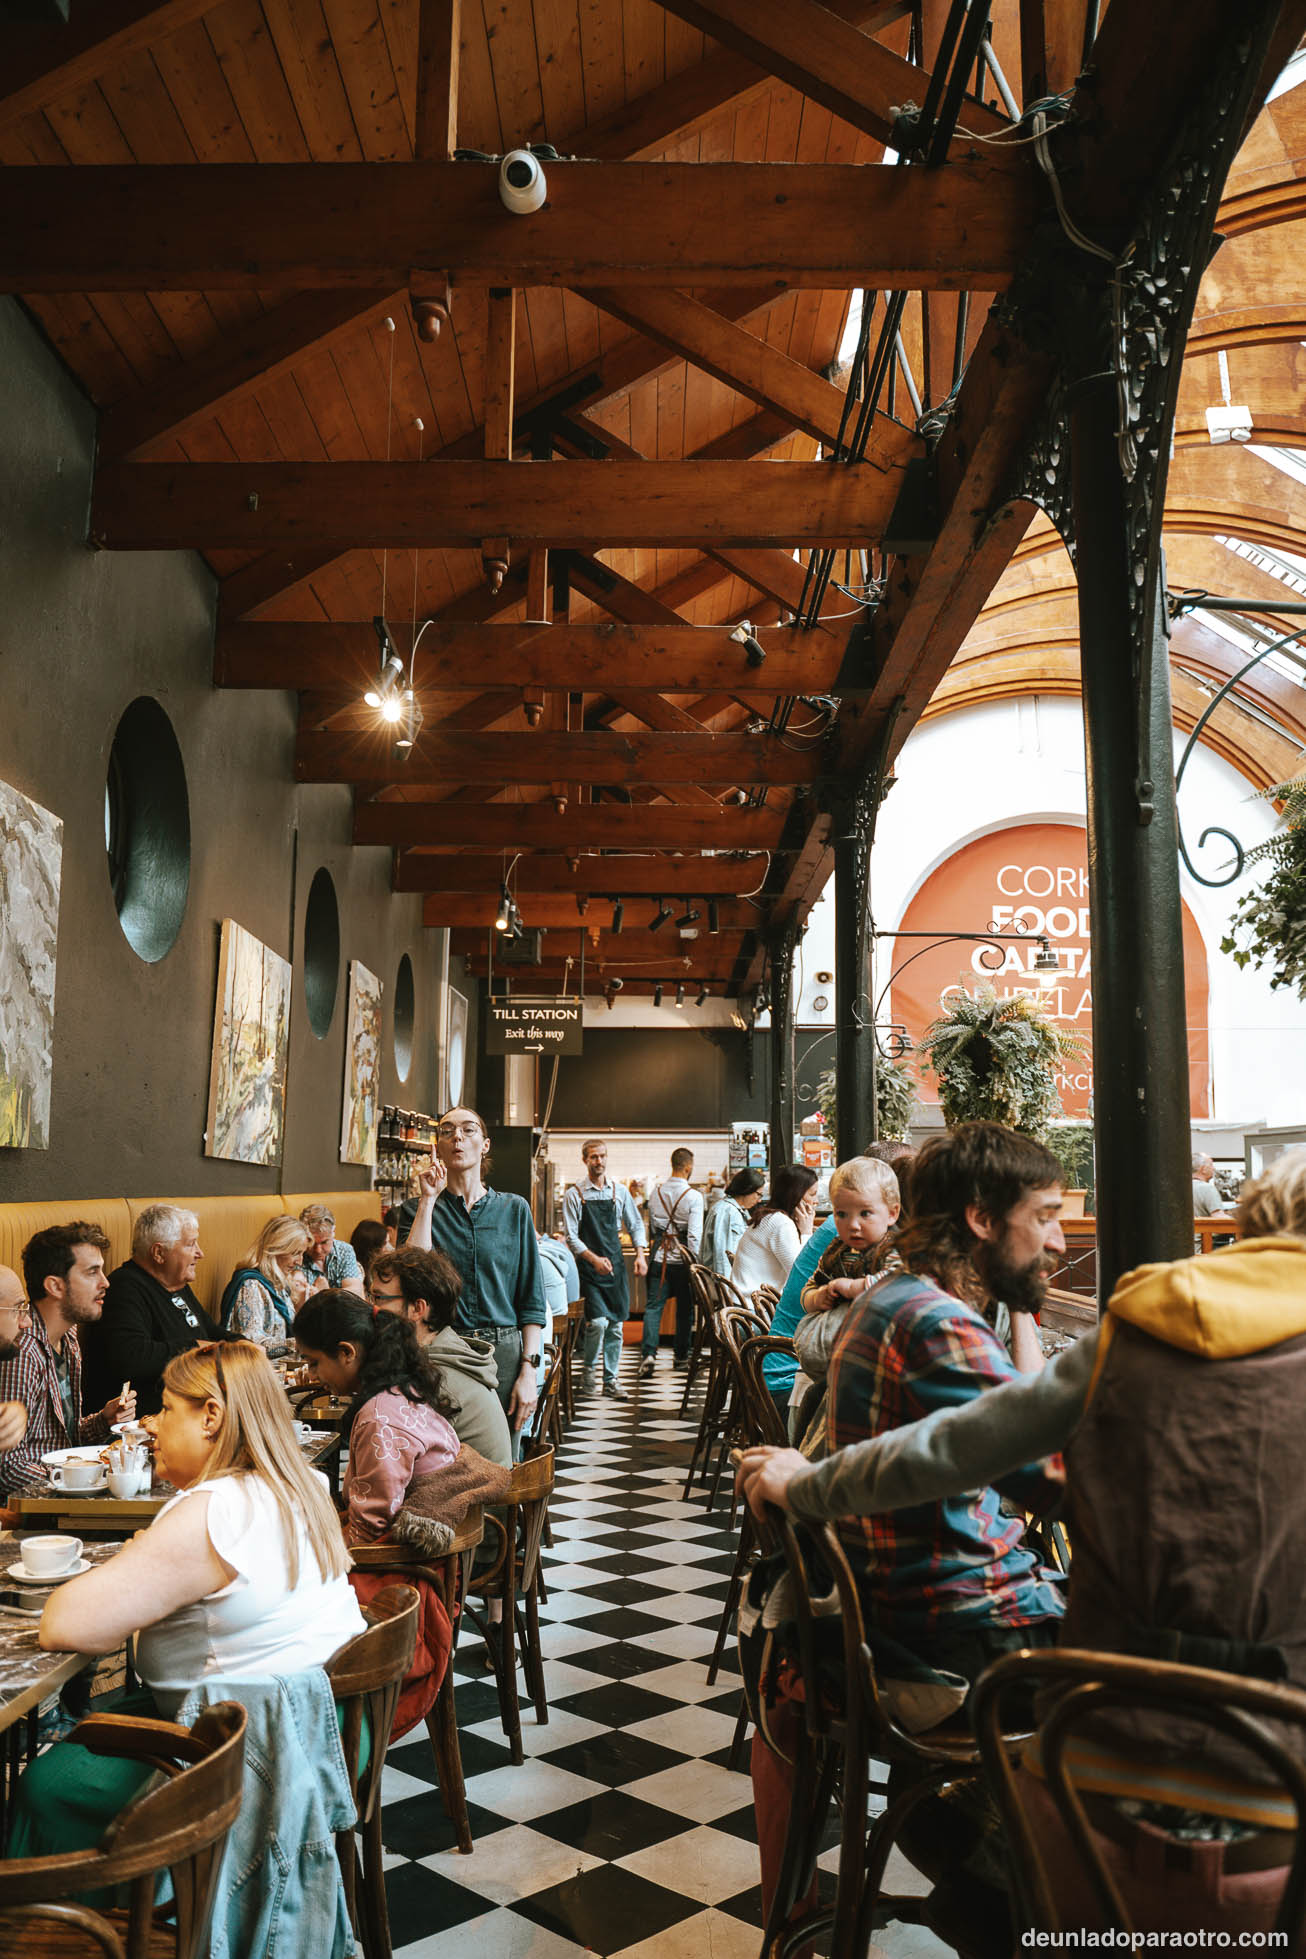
485,996,584,1055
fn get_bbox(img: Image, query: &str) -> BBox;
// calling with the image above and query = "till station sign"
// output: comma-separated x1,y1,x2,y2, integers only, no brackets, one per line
485,997,584,1055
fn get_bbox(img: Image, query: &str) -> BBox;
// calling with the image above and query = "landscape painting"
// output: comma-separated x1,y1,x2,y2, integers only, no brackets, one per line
0,780,63,1149
205,918,292,1165
341,959,382,1166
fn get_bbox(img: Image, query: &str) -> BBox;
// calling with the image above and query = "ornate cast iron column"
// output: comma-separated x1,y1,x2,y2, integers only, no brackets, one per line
832,791,877,1155
1001,12,1282,1301
767,921,801,1171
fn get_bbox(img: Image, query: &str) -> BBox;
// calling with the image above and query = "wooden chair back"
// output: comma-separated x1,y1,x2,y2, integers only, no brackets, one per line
735,1333,796,1447
0,1701,246,1959
972,1648,1306,1942
752,1282,781,1321
326,1582,420,1826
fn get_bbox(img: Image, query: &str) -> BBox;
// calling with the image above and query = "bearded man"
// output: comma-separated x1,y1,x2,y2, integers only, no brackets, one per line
738,1122,1068,1943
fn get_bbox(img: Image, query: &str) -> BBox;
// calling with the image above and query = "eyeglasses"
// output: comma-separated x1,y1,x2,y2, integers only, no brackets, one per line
437,1122,483,1141
0,1298,31,1321
366,1288,404,1307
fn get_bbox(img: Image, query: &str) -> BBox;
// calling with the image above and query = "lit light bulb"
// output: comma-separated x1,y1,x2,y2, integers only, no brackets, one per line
364,689,382,708
380,695,403,724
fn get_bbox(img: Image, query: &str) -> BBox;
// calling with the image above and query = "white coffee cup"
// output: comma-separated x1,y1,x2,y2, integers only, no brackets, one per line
21,1534,82,1577
107,1471,138,1498
49,1459,103,1491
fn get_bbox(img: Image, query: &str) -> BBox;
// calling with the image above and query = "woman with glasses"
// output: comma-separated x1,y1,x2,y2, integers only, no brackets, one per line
14,1339,365,1860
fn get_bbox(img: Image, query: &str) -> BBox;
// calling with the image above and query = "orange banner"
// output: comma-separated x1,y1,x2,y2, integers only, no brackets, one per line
889,824,1211,1120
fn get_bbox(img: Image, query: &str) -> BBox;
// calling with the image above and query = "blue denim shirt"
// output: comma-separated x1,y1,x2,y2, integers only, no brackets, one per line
428,1186,548,1332
175,1669,356,1959
764,1218,839,1393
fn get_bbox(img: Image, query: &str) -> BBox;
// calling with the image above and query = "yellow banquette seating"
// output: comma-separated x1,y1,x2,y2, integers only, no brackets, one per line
0,1191,381,1319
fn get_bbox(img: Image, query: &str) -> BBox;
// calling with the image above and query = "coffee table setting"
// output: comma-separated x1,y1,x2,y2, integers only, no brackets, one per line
7,1428,342,1533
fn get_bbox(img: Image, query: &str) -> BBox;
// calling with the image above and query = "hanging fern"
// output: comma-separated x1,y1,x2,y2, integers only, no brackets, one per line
814,1053,918,1148
917,987,1081,1141
1220,778,1306,999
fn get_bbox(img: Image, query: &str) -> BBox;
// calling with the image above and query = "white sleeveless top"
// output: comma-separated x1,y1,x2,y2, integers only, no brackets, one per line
135,1472,366,1716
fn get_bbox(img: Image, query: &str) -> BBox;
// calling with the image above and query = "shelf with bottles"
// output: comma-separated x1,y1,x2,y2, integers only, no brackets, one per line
373,1106,437,1192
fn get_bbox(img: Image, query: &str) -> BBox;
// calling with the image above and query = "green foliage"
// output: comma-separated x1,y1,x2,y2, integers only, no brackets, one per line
917,987,1081,1141
1043,1122,1096,1206
1220,779,1306,999
814,1052,918,1148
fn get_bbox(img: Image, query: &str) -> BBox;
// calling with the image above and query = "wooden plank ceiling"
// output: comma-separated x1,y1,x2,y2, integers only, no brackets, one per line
3,0,1306,995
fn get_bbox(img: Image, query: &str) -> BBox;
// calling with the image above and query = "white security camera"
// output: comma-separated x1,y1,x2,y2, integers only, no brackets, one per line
499,150,547,215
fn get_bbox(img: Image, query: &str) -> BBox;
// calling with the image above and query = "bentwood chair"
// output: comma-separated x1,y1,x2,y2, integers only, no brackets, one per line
706,1302,772,1519
464,1445,555,1765
0,1701,246,1959
762,1515,1032,1959
706,1332,796,1695
972,1649,1306,1944
679,1262,723,1417
326,1583,420,1959
682,1272,754,1505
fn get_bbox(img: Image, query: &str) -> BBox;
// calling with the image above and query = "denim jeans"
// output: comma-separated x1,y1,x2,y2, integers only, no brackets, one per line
641,1261,694,1360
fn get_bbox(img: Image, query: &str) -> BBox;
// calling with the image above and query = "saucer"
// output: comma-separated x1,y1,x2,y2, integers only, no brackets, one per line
49,1474,107,1495
7,1558,91,1584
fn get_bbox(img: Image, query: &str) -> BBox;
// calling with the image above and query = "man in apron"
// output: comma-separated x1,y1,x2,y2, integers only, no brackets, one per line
563,1140,648,1398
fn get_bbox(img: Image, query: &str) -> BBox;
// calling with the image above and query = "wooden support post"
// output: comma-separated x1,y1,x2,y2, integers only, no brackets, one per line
768,924,799,1171
482,287,517,591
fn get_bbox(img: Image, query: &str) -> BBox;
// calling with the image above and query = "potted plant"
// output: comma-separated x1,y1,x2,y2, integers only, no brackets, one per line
1221,777,1306,998
1044,1122,1096,1216
917,987,1081,1141
814,1052,918,1149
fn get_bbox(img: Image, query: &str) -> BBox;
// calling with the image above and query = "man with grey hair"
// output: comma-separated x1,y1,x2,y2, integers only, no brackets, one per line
1192,1150,1230,1219
299,1203,365,1296
82,1204,220,1416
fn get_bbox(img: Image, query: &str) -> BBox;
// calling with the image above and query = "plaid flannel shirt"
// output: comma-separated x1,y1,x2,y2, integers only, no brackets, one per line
0,1310,109,1492
827,1270,1065,1644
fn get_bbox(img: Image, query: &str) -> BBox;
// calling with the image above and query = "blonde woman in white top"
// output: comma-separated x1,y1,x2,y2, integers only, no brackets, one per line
14,1339,363,1857
730,1164,819,1301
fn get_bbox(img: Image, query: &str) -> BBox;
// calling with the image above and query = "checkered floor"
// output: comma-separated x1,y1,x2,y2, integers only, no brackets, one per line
377,1352,946,1959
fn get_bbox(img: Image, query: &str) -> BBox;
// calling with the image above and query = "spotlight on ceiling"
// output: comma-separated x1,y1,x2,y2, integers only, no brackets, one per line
392,688,424,754
495,883,512,932
650,899,672,932
611,898,624,934
653,984,663,1007
707,900,720,935
675,982,685,1008
729,619,767,668
676,906,701,930
604,977,623,1009
696,984,708,1006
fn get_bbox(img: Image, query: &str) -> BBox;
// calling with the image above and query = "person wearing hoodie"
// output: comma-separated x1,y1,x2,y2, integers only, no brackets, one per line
366,1244,513,1467
739,1146,1306,1940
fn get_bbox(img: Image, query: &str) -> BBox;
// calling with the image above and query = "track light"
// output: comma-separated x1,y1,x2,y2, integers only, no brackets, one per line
373,615,405,687
707,899,720,935
654,984,663,1007
650,899,672,932
675,982,685,1008
729,620,767,668
611,898,624,934
604,977,623,1009
495,883,512,932
697,984,708,1006
379,694,403,724
392,687,424,753
675,905,701,930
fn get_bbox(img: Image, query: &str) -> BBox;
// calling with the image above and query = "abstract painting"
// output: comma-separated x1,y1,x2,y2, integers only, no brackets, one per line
205,919,292,1164
341,959,383,1165
0,780,63,1149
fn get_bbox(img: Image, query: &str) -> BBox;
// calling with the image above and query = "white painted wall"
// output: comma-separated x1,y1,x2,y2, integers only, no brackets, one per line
793,696,1306,1127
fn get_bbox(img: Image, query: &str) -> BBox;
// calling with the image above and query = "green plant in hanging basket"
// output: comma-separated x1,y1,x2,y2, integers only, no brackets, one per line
917,987,1081,1141
814,1052,918,1148
1220,778,1306,999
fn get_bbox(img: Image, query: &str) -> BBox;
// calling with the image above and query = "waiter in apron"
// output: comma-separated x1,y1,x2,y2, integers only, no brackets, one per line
562,1139,648,1399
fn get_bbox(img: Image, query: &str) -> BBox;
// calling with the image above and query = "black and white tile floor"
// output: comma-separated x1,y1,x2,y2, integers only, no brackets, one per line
377,1351,944,1959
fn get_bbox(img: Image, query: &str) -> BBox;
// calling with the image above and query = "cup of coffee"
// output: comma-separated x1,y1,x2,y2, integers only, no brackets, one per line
107,1471,138,1498
49,1458,103,1491
21,1535,82,1577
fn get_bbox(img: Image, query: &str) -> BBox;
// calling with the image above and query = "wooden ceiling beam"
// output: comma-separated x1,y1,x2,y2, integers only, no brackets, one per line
581,287,920,466
422,895,763,928
648,0,1010,149
451,928,751,960
102,459,903,553
213,619,848,694
354,802,784,849
395,853,767,895
415,0,460,161
2,160,1033,294
296,728,823,786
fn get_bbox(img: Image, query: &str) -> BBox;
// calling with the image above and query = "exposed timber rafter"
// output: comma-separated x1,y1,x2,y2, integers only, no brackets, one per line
394,855,768,896
296,729,825,787
1,161,1034,294
353,803,784,850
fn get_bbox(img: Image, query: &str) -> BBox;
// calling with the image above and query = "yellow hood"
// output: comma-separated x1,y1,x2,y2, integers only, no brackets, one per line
1108,1237,1306,1358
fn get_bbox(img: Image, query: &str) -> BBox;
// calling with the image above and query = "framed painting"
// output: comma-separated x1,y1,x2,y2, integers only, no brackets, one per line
205,918,292,1165
0,780,63,1149
341,959,383,1165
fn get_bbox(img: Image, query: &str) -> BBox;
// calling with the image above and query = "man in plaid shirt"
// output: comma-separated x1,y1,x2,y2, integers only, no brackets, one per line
0,1224,137,1492
738,1123,1069,1948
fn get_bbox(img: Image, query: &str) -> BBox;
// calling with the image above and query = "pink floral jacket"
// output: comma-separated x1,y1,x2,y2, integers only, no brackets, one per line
343,1388,460,1545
